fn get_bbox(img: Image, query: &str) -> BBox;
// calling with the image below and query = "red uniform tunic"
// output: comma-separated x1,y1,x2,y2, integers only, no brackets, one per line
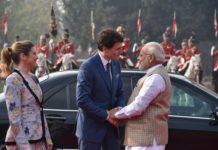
133,44,144,56
184,46,200,61
35,44,49,57
121,38,130,59
213,51,218,71
161,41,176,60
57,40,75,55
175,49,187,69
51,40,74,65
133,46,143,68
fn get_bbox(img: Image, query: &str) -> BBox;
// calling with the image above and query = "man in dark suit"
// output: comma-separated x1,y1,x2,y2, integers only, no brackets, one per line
76,29,125,150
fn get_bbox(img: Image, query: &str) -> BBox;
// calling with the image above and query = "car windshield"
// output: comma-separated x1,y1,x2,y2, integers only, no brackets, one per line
170,74,218,98
39,74,49,82
189,79,218,98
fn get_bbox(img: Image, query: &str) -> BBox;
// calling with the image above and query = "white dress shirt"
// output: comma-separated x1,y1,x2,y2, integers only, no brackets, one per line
98,51,111,71
98,51,112,80
115,64,166,150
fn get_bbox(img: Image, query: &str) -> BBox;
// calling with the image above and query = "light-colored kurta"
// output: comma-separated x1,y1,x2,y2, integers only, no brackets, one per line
115,64,167,150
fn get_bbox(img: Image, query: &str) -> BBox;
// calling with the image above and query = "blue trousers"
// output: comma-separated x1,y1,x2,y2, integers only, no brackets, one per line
78,125,121,150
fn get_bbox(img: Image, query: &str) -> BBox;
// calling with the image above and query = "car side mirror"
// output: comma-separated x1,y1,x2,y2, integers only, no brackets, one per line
209,108,218,126
213,107,218,120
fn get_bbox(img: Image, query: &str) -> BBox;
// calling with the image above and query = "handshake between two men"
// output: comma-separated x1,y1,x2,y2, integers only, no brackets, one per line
107,107,123,127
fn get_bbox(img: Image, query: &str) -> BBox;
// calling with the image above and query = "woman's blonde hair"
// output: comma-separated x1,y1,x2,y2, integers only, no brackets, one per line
0,40,34,78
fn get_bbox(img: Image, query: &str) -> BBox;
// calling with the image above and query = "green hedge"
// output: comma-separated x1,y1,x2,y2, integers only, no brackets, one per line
0,84,3,93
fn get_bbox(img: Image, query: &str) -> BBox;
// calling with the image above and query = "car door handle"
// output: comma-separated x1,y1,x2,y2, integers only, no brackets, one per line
46,116,67,121
209,120,218,126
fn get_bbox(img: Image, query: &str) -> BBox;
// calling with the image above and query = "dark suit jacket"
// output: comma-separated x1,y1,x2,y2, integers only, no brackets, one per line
76,53,125,143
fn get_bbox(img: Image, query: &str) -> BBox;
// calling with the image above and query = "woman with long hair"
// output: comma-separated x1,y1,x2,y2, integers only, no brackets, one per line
0,40,53,150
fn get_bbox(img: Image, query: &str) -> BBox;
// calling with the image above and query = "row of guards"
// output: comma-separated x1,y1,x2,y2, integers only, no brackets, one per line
35,29,75,65
34,29,78,78
1,3,218,93
30,24,218,94
132,28,218,93
1,4,218,71
132,29,203,83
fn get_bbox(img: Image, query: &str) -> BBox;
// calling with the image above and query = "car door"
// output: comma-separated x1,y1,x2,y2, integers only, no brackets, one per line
0,93,9,147
43,77,76,149
121,72,136,104
119,72,139,149
69,77,80,148
167,78,218,150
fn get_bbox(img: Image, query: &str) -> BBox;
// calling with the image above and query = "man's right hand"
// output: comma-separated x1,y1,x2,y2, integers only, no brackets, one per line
109,107,121,118
107,107,122,127
107,115,119,127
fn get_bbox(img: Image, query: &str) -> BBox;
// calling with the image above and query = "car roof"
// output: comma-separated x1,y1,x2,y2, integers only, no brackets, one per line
40,69,190,83
39,69,217,98
122,69,191,81
39,70,78,82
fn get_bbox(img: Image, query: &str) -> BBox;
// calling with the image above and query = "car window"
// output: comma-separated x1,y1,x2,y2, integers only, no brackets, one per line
121,75,134,104
132,73,144,87
170,81,212,118
44,84,70,109
69,81,77,109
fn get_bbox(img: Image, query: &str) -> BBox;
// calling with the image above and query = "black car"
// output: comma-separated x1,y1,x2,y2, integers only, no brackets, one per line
0,70,218,150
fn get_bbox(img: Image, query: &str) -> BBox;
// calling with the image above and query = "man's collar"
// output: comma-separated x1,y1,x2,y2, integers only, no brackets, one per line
145,64,162,74
98,51,111,66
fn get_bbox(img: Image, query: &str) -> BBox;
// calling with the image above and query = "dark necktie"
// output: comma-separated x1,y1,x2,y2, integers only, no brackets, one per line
106,63,112,87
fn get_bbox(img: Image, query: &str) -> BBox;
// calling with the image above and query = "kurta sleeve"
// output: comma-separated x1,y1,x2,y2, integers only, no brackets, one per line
115,74,166,119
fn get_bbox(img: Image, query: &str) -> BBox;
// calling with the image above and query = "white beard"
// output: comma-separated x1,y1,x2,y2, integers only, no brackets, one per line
138,62,146,71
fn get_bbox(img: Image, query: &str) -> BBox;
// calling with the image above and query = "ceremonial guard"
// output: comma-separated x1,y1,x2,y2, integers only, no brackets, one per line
161,32,176,61
185,38,200,62
116,26,134,68
211,46,218,93
55,29,75,55
212,50,218,71
133,39,145,55
52,29,75,67
48,4,58,64
132,39,145,68
176,40,188,70
35,35,49,57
